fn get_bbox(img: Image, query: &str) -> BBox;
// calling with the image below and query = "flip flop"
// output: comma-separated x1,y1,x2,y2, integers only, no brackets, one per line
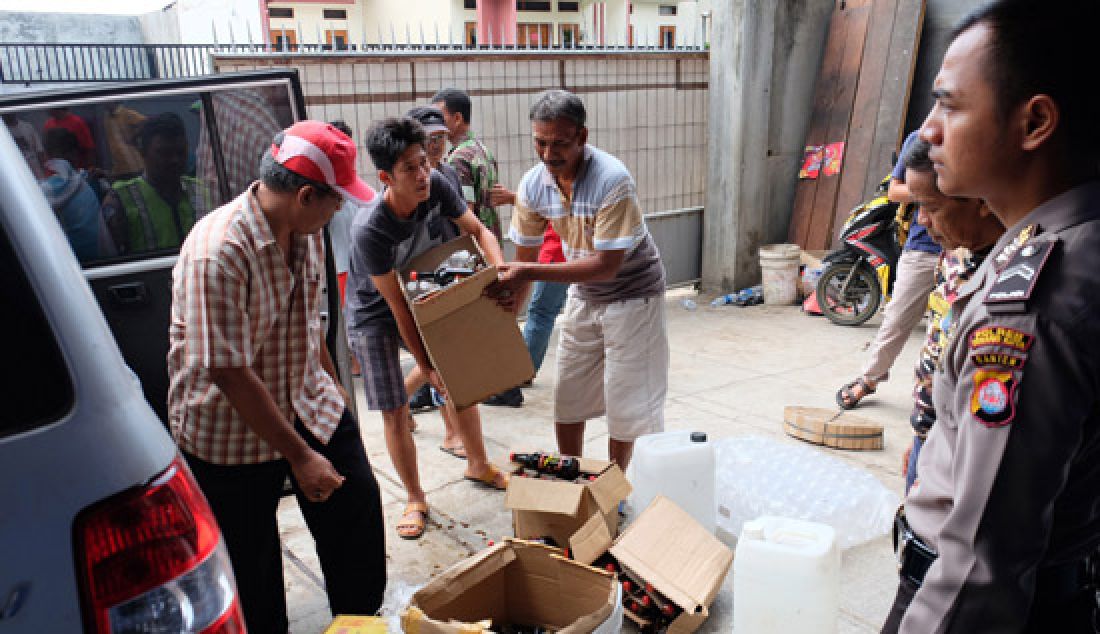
464,464,509,490
440,445,467,460
837,377,876,410
396,502,428,540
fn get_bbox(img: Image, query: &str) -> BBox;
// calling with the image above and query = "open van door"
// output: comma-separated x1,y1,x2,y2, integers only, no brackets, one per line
0,70,357,424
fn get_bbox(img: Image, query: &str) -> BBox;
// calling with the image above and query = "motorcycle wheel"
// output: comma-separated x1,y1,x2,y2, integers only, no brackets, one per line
816,261,883,326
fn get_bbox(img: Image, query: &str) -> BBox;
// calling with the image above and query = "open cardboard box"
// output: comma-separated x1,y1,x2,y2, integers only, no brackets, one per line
610,496,733,633
505,456,632,565
400,235,534,408
401,539,623,634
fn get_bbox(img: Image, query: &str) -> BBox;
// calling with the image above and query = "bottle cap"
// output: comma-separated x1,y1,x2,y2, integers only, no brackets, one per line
690,431,707,443
742,520,765,540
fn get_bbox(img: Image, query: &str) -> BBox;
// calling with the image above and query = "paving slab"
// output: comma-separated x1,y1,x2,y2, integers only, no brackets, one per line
280,288,927,633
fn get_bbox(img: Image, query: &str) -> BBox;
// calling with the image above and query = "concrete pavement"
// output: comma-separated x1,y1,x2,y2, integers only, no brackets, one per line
281,288,927,632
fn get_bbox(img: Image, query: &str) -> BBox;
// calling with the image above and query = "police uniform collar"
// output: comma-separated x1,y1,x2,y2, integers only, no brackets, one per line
1014,180,1100,237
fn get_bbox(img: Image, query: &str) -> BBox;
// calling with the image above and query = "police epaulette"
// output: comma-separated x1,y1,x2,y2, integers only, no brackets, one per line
984,239,1058,314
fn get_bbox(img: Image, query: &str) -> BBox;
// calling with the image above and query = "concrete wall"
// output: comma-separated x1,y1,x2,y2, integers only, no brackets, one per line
0,11,143,44
702,0,833,292
180,0,263,44
139,5,183,44
902,0,983,133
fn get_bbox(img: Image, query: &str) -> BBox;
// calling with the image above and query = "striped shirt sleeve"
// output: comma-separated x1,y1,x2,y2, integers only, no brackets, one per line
508,180,547,248
593,175,643,251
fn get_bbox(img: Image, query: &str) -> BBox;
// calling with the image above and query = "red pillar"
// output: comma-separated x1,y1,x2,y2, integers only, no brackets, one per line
259,0,272,49
477,0,517,46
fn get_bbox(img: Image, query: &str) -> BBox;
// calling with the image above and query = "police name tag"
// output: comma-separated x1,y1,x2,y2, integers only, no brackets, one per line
984,239,1057,310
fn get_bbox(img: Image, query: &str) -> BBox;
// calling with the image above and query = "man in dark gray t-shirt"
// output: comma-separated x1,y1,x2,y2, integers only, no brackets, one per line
345,116,509,541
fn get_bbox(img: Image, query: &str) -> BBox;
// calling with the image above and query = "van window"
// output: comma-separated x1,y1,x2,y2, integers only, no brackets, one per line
0,225,74,437
199,85,295,204
2,84,295,267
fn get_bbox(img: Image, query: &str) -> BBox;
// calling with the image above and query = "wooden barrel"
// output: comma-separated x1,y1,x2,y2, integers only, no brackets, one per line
782,406,884,451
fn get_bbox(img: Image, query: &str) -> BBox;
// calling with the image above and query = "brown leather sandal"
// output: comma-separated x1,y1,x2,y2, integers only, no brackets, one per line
464,464,509,490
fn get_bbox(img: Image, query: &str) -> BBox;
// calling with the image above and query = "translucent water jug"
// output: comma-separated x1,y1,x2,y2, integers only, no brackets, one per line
733,516,840,634
628,430,715,533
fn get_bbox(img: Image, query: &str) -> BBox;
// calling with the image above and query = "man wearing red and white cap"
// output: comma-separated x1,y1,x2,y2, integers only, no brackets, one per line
168,120,385,632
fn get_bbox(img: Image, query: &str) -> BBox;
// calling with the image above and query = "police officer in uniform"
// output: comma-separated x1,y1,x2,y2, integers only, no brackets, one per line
882,1,1100,632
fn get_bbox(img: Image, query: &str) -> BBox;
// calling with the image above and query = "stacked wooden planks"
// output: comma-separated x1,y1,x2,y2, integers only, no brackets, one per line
788,0,927,251
783,406,885,451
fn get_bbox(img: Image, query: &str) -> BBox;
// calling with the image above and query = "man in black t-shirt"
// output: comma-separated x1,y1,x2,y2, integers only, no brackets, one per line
345,117,509,540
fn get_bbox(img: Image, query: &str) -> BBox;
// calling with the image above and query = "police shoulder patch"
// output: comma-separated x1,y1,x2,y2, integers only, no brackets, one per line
969,326,1034,352
970,369,1017,428
985,239,1057,307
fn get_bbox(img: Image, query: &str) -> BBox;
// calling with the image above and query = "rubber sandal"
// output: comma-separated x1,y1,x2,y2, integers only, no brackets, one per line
396,502,428,540
837,377,876,410
464,464,509,490
440,445,467,460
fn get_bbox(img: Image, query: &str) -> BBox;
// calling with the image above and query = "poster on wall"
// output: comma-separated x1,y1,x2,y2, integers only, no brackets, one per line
799,145,824,179
822,141,846,177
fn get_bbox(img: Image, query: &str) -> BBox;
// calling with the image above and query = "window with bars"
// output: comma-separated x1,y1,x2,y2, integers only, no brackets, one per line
517,1,552,11
268,7,293,18
658,5,677,16
322,9,348,19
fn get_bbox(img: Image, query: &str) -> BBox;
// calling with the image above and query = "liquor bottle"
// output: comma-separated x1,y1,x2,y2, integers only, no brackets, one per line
410,266,476,287
509,451,581,480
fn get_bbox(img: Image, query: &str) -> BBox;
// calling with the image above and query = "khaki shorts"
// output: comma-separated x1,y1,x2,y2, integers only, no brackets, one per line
553,293,669,441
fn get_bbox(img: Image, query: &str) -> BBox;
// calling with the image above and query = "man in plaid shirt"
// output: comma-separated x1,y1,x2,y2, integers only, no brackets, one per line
167,121,385,632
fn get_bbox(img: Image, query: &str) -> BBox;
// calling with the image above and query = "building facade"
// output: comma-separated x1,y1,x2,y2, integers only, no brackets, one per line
263,0,710,49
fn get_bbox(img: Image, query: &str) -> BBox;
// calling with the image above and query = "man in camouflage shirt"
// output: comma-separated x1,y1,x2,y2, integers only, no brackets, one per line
899,138,1002,493
432,88,503,239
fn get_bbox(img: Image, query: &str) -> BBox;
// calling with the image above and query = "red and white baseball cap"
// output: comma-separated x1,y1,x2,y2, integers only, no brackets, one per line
271,120,376,204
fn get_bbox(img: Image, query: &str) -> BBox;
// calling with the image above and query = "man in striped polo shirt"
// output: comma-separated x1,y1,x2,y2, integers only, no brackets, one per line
494,89,669,469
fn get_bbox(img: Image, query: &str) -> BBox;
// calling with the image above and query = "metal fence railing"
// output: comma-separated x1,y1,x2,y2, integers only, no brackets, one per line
0,44,216,83
0,30,708,84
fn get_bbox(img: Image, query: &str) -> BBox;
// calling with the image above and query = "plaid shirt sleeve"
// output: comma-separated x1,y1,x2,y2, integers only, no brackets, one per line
181,255,252,369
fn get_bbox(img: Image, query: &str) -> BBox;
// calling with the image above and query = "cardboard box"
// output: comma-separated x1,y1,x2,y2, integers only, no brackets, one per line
401,235,534,408
324,616,391,633
610,496,733,633
402,539,623,634
505,456,632,565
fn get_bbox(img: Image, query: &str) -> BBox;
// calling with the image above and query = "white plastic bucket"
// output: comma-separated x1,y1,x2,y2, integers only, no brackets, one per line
758,243,801,305
628,430,716,533
733,516,840,634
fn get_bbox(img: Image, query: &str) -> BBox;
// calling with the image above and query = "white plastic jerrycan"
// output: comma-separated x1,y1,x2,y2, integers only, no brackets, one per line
628,430,715,532
733,516,840,634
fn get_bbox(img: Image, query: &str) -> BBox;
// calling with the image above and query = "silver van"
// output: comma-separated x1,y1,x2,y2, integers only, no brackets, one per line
0,70,349,632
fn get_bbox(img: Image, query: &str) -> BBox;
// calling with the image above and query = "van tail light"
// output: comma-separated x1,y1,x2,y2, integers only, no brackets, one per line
74,456,246,633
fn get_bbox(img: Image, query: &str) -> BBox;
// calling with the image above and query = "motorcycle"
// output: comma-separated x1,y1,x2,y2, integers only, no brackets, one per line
815,178,908,326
